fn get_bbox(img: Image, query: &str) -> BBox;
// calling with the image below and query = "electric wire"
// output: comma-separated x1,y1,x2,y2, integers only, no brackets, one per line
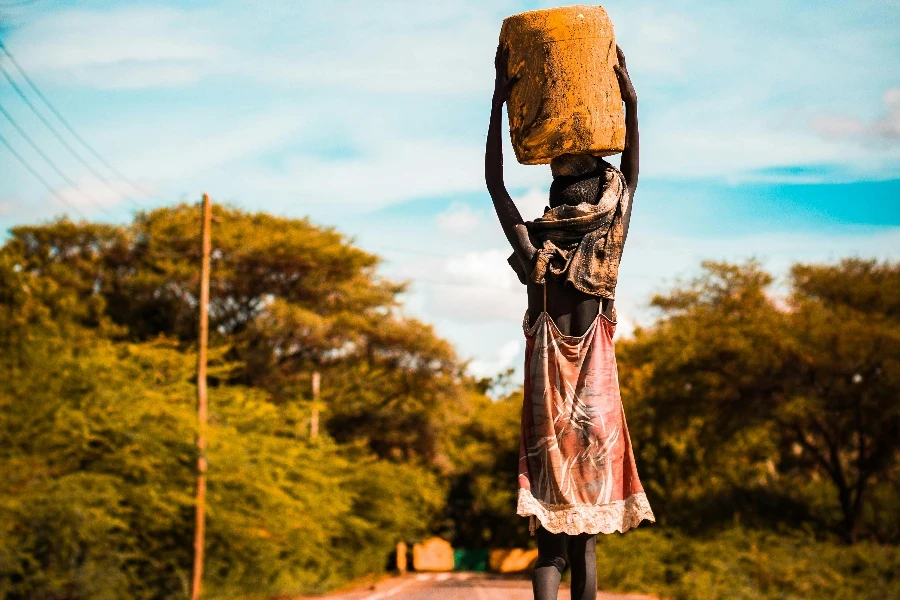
0,60,145,209
0,41,155,200
0,100,116,217
0,129,88,218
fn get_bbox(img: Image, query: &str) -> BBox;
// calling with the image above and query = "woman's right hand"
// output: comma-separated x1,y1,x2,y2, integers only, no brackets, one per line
613,45,637,106
493,42,518,106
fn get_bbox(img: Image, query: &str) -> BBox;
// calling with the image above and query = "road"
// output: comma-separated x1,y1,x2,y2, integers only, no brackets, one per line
299,572,660,600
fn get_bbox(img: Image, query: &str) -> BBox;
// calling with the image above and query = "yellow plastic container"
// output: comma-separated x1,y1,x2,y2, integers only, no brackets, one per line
500,5,625,165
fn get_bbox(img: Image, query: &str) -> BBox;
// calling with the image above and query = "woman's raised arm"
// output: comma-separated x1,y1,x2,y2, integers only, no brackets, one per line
486,43,536,269
613,45,639,243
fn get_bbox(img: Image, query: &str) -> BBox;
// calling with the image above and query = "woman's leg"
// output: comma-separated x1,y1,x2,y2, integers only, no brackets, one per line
566,533,597,600
533,526,568,600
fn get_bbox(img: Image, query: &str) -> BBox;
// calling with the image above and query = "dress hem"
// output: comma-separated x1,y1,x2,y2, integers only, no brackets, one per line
517,488,656,536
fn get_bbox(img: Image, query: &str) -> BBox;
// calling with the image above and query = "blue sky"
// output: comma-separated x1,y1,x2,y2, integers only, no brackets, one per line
1,0,898,378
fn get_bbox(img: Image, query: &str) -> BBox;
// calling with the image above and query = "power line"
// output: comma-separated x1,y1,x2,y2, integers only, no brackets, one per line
0,60,145,210
0,41,155,200
0,100,115,217
0,129,88,218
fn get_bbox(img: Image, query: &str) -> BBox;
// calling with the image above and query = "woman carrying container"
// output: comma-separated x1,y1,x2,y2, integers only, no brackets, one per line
485,7,656,600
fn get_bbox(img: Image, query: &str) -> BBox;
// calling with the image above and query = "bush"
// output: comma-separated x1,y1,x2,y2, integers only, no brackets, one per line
595,527,899,600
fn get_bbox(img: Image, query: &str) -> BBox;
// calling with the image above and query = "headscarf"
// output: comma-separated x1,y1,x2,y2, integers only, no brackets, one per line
508,164,629,299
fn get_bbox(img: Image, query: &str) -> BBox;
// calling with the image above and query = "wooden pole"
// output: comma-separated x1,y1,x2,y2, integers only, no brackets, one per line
310,371,321,438
191,193,212,600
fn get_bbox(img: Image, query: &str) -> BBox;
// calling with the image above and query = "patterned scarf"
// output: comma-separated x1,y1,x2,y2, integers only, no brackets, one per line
508,165,629,299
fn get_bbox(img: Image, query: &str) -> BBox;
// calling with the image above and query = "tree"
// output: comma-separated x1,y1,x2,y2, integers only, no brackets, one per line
616,261,790,530
616,259,900,542
6,206,473,464
777,259,900,543
0,221,447,599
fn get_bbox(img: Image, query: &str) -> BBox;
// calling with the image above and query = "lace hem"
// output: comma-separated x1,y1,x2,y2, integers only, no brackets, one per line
517,489,656,536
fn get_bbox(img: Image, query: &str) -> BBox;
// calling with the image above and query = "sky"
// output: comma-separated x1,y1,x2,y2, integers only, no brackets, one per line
0,0,898,379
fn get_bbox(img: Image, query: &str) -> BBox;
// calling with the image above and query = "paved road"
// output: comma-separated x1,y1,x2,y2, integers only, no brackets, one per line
300,573,659,600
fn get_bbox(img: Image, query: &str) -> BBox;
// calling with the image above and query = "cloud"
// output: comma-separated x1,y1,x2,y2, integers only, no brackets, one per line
418,249,524,322
614,8,700,78
9,6,223,88
55,176,148,212
127,109,308,183
436,202,482,234
468,339,521,378
809,87,900,143
7,1,500,93
512,187,548,222
874,88,900,140
808,114,868,140
444,249,516,286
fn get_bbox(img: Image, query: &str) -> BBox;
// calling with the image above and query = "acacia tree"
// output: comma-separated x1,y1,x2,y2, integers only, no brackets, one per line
7,205,472,464
617,259,900,542
0,210,454,599
616,261,790,529
778,259,900,543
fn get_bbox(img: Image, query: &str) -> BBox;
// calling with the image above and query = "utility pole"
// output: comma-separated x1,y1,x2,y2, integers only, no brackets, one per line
311,371,321,438
191,193,212,600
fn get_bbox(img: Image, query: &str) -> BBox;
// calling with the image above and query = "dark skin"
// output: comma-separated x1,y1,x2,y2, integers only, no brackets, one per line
486,44,639,337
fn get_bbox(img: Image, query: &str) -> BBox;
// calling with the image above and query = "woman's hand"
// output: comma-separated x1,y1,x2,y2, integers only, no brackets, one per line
493,42,519,106
613,43,639,239
613,44,636,106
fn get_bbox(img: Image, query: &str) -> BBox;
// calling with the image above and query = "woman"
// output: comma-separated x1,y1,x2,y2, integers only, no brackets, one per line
485,43,656,600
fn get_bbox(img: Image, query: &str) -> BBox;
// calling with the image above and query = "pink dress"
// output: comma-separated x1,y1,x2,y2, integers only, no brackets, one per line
517,303,656,535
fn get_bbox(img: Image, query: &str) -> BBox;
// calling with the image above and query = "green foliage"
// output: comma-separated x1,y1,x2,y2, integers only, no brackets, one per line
0,318,443,599
595,527,899,600
0,210,459,599
617,258,900,543
6,208,468,465
440,390,531,548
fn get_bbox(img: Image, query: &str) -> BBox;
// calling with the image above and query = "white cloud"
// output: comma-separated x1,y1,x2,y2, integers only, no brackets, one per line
511,188,549,222
10,6,223,88
431,249,524,321
809,87,900,144
809,114,868,140
444,249,516,286
130,110,307,181
615,8,700,78
873,88,900,140
55,176,149,211
436,202,482,234
468,339,521,378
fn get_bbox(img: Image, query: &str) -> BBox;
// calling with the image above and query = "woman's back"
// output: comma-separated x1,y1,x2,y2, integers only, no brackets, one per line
525,276,610,337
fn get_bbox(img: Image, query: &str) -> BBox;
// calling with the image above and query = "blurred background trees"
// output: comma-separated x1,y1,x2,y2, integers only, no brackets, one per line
1,206,897,599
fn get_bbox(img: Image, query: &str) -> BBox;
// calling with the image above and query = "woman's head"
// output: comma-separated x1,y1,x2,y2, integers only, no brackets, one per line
550,153,598,178
548,153,608,208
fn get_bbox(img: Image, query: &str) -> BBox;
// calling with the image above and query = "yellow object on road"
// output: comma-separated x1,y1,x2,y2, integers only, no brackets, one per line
500,5,625,165
412,537,454,572
396,541,408,573
488,548,539,573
